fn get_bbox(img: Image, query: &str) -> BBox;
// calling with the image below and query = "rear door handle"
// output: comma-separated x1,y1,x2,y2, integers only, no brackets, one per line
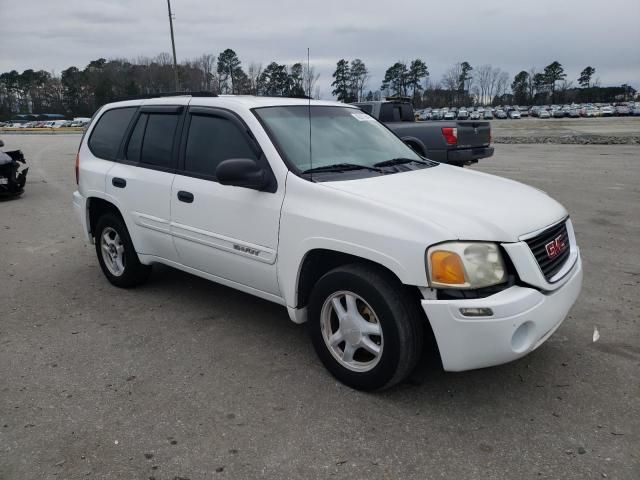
177,191,194,203
112,177,126,188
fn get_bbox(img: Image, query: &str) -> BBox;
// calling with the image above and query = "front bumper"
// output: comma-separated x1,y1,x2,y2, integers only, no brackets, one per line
421,252,583,372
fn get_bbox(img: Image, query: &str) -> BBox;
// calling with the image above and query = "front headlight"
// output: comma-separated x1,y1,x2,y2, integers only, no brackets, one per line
427,242,507,289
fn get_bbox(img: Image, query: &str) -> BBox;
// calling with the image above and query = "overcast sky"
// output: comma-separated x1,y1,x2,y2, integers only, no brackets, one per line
1,0,639,97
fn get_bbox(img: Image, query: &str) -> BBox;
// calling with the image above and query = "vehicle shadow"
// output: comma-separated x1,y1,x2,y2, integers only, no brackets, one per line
0,193,24,202
140,264,569,413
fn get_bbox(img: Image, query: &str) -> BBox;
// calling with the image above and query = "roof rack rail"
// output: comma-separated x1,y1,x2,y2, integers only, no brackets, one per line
113,91,219,102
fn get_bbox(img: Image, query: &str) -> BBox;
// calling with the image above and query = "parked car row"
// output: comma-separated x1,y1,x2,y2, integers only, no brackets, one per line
416,102,640,120
0,119,90,128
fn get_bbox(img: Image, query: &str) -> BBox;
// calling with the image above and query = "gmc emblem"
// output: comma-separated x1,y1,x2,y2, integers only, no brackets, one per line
545,234,567,259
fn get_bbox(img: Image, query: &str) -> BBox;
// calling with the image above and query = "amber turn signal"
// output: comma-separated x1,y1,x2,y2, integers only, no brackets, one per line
430,250,466,285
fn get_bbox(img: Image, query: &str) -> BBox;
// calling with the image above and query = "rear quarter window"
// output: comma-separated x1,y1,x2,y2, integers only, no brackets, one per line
88,107,137,160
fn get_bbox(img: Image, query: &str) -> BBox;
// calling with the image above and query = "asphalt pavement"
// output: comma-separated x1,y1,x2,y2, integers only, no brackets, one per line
1,135,638,479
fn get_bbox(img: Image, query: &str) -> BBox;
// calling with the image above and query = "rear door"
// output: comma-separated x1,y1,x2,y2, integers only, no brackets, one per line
170,106,284,296
104,104,186,261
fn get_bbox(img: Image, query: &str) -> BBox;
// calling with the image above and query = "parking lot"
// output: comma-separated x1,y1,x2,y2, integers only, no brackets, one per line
1,134,639,479
490,116,640,140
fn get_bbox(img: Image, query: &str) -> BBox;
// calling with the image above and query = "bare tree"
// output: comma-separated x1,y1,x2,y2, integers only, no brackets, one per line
156,52,173,66
198,54,216,92
476,64,494,105
247,62,262,95
527,67,537,103
303,64,320,98
442,63,461,91
442,63,462,105
495,70,510,101
350,59,369,102
484,65,509,105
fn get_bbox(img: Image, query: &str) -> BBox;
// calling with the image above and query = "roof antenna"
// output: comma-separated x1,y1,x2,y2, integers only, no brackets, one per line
307,47,313,181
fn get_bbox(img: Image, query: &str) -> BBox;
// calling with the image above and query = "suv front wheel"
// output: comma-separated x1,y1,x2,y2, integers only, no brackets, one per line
308,263,424,390
94,213,151,288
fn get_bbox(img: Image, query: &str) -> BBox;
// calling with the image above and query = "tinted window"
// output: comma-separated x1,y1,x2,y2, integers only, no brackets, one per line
358,104,373,114
88,107,137,160
379,103,402,122
184,114,257,177
126,113,147,161
139,114,179,168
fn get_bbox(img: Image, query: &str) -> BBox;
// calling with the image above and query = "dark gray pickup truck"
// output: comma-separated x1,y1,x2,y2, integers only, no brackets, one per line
353,100,494,166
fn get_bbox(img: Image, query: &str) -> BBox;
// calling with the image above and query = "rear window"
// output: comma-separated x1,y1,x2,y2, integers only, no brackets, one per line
125,113,179,168
379,103,413,122
88,107,137,160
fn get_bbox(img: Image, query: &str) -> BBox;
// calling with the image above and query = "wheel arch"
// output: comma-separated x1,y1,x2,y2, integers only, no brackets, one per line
401,136,427,156
87,196,126,238
293,248,421,312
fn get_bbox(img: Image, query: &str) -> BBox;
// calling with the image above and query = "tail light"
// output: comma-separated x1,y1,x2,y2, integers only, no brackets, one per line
75,151,80,184
441,127,458,145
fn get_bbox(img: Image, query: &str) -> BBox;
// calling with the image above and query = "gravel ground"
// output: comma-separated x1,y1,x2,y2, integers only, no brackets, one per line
490,116,640,144
0,135,639,480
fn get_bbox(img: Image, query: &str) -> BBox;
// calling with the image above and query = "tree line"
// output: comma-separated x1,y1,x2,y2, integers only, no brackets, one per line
0,49,321,119
1,50,637,119
332,58,636,107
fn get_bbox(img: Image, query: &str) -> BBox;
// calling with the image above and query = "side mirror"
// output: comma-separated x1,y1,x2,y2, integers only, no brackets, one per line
216,158,268,191
0,139,4,147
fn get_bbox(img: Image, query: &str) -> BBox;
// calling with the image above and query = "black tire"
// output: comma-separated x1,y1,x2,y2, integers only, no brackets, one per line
94,212,151,288
308,263,424,391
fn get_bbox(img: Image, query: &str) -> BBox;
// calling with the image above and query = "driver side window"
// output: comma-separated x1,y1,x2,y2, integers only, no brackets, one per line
184,114,257,179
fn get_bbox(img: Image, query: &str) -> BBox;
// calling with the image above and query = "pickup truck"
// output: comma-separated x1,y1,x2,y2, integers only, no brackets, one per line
73,95,582,391
353,100,494,166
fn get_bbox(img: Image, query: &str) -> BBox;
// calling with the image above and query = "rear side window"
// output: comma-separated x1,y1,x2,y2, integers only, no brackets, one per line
184,114,257,178
358,104,373,114
88,107,137,160
126,114,146,161
126,113,179,168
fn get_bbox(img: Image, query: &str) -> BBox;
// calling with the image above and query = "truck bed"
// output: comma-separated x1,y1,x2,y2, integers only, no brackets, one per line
388,120,493,166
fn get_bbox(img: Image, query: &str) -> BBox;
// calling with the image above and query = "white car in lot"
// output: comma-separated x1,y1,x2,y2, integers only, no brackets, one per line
73,95,582,390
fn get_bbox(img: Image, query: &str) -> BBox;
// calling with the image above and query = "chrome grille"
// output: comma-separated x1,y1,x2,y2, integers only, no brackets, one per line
525,221,570,281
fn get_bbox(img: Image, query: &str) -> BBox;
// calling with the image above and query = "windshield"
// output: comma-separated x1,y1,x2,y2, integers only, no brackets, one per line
254,106,424,174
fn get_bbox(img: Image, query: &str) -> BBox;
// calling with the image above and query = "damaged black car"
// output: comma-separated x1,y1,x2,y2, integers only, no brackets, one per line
0,139,28,197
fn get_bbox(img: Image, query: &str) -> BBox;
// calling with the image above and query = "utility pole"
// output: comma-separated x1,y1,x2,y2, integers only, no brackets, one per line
166,0,179,91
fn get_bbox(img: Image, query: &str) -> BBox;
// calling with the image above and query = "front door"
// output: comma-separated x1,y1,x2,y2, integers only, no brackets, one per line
170,107,284,296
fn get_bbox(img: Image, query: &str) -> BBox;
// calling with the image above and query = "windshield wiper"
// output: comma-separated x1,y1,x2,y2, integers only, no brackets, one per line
302,163,382,174
373,157,428,168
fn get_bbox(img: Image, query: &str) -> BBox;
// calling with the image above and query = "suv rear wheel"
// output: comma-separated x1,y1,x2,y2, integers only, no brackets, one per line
94,213,151,288
308,263,424,390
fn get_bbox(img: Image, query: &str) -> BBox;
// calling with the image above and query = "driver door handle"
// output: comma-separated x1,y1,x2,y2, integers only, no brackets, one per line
177,191,194,203
112,177,126,188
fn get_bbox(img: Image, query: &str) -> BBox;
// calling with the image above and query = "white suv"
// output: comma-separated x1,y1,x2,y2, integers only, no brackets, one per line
73,95,583,390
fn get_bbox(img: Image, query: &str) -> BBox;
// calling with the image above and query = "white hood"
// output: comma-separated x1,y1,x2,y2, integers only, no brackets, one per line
322,164,567,243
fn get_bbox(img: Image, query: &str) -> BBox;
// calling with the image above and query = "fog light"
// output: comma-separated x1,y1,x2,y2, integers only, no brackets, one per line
511,321,534,353
459,307,493,317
